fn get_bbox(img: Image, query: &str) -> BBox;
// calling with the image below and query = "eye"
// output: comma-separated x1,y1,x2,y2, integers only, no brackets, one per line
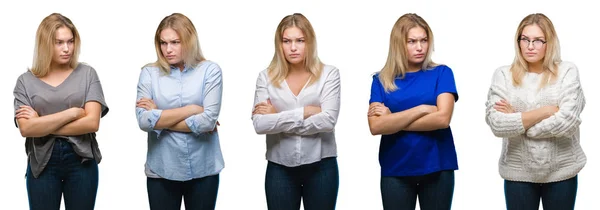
298,39,305,43
160,41,167,45
407,40,415,44
283,39,290,43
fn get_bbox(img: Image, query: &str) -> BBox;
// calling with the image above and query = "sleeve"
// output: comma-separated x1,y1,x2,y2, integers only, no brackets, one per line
86,67,109,117
369,74,384,104
135,67,163,135
13,75,31,128
436,65,459,102
184,63,222,135
485,67,526,138
251,71,304,135
293,68,341,135
526,64,585,138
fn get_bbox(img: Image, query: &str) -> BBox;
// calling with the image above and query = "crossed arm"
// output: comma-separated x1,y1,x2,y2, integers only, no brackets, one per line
367,93,455,135
16,101,102,137
252,69,341,135
485,66,584,138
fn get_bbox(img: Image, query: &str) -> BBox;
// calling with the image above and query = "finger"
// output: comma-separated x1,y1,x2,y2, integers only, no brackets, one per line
216,121,220,126
267,99,272,105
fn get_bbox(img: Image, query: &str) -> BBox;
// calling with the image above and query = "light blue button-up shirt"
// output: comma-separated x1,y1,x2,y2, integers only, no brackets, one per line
136,61,224,181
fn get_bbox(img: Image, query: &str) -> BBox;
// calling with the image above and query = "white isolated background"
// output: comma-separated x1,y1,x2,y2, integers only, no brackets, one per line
0,0,598,209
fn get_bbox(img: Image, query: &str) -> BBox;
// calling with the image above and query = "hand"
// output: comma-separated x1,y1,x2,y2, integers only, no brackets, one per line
494,99,514,113
253,99,277,115
136,98,157,111
303,106,322,119
368,102,391,117
69,107,86,119
208,121,220,134
418,104,438,114
15,105,39,119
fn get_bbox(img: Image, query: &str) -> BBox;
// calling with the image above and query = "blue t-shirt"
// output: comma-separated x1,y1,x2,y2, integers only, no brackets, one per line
369,65,459,177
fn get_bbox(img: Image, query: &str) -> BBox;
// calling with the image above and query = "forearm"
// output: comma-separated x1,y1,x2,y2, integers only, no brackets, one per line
521,108,552,130
52,115,99,136
19,110,78,137
154,106,201,129
169,120,192,133
404,111,450,131
369,106,428,135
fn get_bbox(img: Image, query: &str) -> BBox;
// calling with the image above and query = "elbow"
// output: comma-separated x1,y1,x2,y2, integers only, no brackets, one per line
19,127,43,138
137,122,154,133
437,117,451,129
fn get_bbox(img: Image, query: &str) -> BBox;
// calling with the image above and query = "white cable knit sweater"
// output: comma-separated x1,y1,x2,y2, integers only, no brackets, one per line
485,61,586,183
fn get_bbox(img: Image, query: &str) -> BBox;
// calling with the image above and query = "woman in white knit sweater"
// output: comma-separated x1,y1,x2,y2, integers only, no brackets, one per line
485,13,586,210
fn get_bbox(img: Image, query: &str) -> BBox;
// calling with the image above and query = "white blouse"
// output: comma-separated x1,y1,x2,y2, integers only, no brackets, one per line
252,65,341,167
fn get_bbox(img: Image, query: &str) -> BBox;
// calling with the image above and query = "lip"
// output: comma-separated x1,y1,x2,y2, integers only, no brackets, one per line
166,55,176,59
414,54,425,58
525,52,537,56
289,54,300,57
60,55,70,58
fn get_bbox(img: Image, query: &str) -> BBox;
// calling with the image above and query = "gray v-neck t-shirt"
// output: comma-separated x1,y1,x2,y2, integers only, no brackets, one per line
13,63,109,178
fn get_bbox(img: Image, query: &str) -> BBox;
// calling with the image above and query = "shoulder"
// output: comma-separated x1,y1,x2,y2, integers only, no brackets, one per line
141,64,161,75
198,60,221,72
558,61,579,77
321,64,340,78
17,70,34,82
493,64,512,80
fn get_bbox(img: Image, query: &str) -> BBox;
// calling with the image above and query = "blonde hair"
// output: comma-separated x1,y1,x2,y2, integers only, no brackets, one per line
30,13,80,77
510,13,561,88
378,13,437,92
147,13,206,74
267,13,323,88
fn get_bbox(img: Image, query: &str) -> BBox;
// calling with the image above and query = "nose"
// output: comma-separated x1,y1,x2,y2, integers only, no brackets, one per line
416,42,423,51
166,43,174,53
61,42,70,52
290,41,297,52
527,41,535,50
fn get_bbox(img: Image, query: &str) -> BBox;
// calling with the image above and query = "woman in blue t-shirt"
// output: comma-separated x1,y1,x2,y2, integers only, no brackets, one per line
368,13,459,210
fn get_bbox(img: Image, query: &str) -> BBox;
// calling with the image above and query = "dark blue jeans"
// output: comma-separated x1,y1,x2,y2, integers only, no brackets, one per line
26,139,99,210
504,176,578,210
147,174,219,210
265,157,339,210
381,170,454,210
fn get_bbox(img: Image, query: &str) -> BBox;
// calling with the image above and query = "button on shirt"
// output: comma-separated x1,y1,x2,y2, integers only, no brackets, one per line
136,61,224,181
252,65,341,167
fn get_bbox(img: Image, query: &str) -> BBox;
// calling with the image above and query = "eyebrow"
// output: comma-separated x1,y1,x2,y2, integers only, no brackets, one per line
521,35,545,39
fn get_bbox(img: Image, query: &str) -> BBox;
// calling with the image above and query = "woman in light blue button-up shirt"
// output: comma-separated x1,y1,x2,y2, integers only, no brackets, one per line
252,13,341,210
135,13,223,210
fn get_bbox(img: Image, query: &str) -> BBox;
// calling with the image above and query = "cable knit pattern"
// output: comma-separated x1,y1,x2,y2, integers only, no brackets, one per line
485,61,586,183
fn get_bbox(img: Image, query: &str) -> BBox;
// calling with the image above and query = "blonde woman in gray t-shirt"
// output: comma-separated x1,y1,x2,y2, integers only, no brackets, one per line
13,13,109,210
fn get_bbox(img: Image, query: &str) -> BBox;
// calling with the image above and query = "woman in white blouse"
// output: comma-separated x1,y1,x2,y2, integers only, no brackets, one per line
485,13,586,210
251,13,341,210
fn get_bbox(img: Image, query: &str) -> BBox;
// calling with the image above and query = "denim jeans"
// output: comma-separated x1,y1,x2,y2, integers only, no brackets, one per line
504,176,577,210
147,174,219,210
26,139,99,210
380,170,454,210
265,157,339,210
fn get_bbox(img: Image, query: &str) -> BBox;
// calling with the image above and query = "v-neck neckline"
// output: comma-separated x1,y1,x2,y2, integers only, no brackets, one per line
35,64,79,89
284,75,312,98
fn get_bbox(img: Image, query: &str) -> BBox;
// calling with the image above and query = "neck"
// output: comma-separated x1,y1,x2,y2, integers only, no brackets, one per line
50,62,72,72
407,62,422,73
527,61,544,74
289,63,305,74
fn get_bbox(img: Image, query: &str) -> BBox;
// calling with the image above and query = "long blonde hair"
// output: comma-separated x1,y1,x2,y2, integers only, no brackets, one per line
379,13,437,92
30,13,81,77
510,13,561,88
147,13,206,74
267,13,323,88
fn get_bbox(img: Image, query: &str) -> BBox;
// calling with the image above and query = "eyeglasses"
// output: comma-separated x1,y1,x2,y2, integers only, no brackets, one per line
519,38,546,49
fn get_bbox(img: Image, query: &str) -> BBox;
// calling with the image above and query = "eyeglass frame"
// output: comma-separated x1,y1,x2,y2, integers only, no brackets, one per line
519,37,547,49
